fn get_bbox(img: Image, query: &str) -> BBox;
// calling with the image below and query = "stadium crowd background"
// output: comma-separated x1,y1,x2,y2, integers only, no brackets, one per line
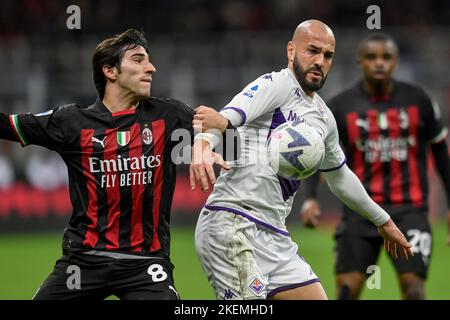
0,0,448,230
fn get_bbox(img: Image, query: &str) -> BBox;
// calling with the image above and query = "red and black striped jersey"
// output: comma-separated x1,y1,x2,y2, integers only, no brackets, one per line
1,98,194,258
329,80,448,222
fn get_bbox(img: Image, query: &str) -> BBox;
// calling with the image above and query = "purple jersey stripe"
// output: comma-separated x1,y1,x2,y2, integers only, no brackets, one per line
318,158,347,172
221,107,247,125
267,108,300,201
267,278,321,298
277,176,301,201
267,107,286,138
204,204,290,236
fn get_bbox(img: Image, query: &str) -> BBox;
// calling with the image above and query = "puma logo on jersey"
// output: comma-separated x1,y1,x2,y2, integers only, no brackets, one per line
91,136,106,148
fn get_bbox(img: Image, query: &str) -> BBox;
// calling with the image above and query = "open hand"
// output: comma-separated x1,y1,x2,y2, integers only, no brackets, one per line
300,199,321,228
190,139,230,192
377,219,414,260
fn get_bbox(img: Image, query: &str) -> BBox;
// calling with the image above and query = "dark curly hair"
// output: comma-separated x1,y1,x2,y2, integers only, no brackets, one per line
92,29,149,99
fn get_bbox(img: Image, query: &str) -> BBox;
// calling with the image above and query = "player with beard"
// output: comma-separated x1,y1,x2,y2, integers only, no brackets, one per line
189,21,413,300
300,33,450,300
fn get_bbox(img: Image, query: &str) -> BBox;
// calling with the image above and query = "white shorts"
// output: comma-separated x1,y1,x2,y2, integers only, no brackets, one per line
195,207,320,300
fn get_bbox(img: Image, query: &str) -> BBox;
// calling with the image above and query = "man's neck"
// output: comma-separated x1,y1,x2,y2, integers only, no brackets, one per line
102,91,140,113
362,78,393,97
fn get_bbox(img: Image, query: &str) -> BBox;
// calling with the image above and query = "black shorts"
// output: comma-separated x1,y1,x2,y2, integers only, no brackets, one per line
334,214,432,279
33,251,179,300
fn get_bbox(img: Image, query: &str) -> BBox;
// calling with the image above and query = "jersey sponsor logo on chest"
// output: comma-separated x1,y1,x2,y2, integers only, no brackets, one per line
91,155,162,188
287,110,304,123
286,104,325,122
89,154,161,173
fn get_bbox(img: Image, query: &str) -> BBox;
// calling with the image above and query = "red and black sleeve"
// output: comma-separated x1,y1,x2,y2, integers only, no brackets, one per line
0,106,68,151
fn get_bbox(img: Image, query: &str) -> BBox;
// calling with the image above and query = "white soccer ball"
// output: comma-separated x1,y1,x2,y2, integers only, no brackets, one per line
266,121,325,180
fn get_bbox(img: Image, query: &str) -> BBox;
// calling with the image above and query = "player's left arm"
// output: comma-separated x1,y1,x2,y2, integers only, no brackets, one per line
322,164,413,259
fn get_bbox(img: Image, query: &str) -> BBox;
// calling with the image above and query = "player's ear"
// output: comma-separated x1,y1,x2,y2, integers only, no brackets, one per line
103,64,118,81
287,41,295,63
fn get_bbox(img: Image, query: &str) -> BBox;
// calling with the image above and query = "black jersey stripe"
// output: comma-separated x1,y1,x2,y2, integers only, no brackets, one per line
104,128,121,250
129,123,145,252
150,120,165,252
345,112,365,181
366,110,384,203
386,108,404,205
407,106,424,206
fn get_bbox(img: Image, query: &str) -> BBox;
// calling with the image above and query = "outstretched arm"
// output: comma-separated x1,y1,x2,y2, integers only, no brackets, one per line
0,113,23,142
322,163,413,260
0,108,65,150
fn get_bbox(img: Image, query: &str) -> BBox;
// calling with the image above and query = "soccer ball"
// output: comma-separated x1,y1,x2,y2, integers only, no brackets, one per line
266,121,325,180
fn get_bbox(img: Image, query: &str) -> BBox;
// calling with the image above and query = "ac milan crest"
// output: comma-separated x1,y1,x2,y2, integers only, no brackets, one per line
142,128,153,145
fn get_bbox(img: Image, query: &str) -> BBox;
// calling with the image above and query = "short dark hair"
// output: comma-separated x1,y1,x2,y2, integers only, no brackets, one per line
92,29,149,99
358,32,398,56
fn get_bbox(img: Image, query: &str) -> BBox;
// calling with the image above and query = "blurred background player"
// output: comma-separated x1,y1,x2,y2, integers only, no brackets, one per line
190,21,413,300
0,29,197,299
300,33,450,300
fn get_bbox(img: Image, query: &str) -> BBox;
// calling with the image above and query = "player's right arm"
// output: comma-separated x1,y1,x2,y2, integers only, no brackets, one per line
0,107,66,151
0,114,22,142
